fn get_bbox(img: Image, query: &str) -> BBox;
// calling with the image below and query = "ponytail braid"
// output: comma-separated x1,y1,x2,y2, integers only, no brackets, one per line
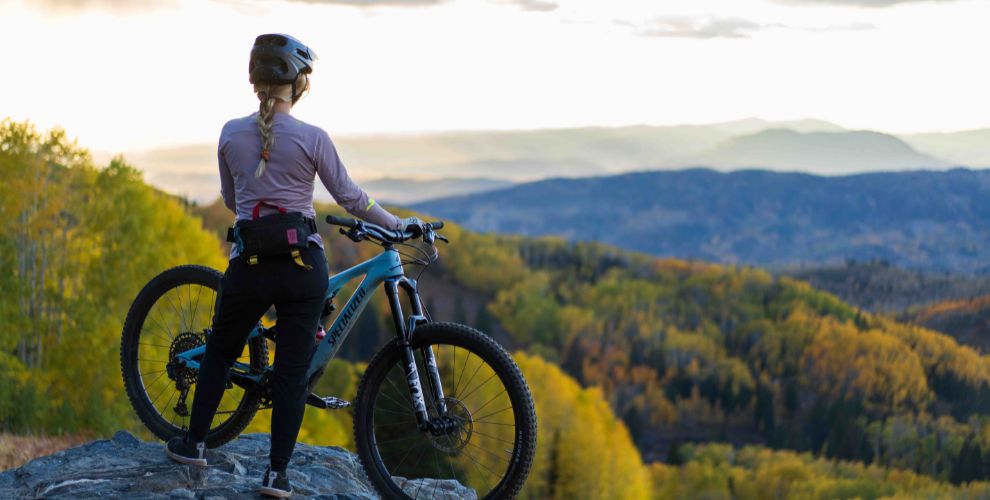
255,89,277,178
252,73,309,177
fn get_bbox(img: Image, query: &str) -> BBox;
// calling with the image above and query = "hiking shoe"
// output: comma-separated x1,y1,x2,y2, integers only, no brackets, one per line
260,466,292,498
165,435,207,467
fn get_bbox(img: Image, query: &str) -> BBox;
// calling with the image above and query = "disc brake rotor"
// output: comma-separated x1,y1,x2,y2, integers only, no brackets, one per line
429,397,473,453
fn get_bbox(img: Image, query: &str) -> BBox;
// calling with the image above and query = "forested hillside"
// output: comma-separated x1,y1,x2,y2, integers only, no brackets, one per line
395,224,990,483
8,120,990,497
416,168,990,274
0,120,227,434
902,294,990,354
783,260,990,313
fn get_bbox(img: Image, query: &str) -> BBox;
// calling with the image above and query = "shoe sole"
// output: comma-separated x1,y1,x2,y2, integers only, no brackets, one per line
259,486,293,498
165,447,208,467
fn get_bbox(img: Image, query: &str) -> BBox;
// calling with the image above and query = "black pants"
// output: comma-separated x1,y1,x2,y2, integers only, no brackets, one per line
187,244,329,472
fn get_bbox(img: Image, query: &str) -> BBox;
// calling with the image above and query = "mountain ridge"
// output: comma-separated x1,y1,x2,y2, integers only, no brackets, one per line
701,129,947,173
94,117,979,203
414,167,990,274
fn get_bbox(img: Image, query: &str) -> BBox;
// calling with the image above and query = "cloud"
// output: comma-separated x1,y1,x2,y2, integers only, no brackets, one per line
29,0,178,14
629,16,772,39
283,0,447,6
502,0,559,11
620,16,875,39
804,22,876,31
776,0,958,6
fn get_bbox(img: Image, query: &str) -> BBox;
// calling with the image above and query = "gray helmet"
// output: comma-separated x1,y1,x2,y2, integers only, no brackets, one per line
249,34,317,86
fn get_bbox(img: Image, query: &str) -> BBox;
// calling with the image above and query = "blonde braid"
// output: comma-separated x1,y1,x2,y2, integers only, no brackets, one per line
255,89,277,178
253,74,309,177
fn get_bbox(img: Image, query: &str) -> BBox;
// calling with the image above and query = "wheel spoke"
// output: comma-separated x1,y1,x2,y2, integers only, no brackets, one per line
470,419,515,427
462,447,499,487
163,290,188,334
374,418,418,428
374,434,423,446
475,405,513,423
388,440,430,476
453,351,473,397
470,428,516,447
144,322,174,346
143,370,168,395
459,372,498,404
466,439,510,464
450,346,456,398
471,388,507,415
375,407,418,417
406,444,432,497
455,355,484,401
187,284,196,330
153,303,177,341
379,375,415,412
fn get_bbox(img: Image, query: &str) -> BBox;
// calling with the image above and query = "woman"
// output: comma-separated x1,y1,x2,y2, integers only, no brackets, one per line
164,33,418,498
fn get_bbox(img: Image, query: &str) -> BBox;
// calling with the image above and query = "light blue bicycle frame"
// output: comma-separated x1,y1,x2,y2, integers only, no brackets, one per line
174,245,439,426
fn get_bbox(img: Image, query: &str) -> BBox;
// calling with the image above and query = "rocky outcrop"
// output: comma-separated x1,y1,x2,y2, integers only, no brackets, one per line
0,431,382,499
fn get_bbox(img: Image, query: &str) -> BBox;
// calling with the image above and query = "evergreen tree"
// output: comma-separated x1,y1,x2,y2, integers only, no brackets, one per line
474,302,495,333
452,295,467,324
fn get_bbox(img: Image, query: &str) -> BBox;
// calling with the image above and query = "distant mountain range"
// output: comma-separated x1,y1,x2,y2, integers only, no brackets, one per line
362,177,512,204
414,168,990,274
902,129,990,167
700,129,946,173
98,118,990,203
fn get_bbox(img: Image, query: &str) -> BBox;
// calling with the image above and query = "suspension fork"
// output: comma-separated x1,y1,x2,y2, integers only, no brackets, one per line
384,278,448,432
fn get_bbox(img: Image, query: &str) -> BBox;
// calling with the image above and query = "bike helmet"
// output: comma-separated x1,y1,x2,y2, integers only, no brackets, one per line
249,34,317,85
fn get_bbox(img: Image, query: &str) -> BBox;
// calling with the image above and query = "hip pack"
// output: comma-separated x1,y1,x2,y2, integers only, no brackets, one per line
226,202,317,269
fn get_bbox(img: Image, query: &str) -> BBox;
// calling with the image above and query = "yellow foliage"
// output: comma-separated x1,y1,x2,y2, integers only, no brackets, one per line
801,317,930,410
515,352,652,500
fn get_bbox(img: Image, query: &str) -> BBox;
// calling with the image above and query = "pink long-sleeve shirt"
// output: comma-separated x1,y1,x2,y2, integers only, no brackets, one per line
218,112,401,257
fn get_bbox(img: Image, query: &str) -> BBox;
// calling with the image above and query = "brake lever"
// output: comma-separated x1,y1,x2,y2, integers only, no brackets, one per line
436,234,449,244
339,227,366,242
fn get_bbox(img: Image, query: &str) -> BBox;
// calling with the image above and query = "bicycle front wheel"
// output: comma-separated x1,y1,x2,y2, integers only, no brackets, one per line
354,322,537,500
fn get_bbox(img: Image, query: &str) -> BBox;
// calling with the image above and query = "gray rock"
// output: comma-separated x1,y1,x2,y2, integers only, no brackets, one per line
0,431,381,499
0,431,477,499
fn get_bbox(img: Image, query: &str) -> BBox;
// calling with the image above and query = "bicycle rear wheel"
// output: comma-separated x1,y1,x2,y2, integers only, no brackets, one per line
354,322,537,499
120,265,269,447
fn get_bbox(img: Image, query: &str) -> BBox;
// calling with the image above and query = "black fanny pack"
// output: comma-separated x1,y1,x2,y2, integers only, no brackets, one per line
226,202,317,269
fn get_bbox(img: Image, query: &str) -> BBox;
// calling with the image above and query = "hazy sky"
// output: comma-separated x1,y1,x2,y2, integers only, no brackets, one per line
1,0,986,152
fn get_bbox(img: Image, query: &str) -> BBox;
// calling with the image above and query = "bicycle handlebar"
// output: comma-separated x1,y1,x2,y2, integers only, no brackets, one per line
326,215,360,229
325,215,446,245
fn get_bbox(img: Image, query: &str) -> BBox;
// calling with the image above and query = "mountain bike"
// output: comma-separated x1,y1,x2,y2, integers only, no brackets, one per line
120,216,537,499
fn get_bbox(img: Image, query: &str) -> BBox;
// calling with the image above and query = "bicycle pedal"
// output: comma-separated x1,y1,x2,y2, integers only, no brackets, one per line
306,393,351,410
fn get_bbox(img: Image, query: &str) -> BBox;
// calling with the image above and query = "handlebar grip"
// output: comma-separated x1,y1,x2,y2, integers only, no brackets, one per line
427,221,444,230
326,215,359,228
